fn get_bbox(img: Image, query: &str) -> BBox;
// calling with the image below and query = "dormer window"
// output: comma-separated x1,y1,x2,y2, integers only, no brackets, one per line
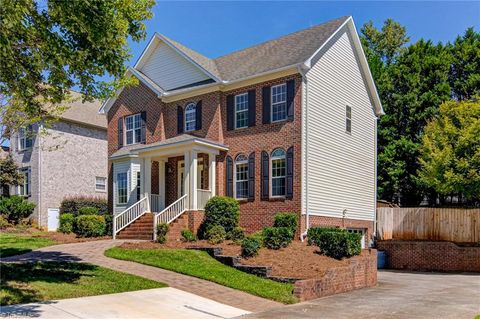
185,103,196,132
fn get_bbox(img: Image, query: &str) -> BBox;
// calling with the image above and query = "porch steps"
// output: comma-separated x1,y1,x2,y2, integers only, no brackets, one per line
116,213,154,240
166,213,189,242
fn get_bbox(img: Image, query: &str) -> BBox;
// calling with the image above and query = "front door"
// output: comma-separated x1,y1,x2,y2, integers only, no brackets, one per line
177,159,205,198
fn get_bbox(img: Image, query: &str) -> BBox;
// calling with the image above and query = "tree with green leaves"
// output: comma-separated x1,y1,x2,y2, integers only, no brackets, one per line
0,0,155,135
0,155,24,190
418,99,480,205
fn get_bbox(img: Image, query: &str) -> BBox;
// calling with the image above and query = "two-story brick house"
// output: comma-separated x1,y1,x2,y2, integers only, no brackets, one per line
101,16,383,244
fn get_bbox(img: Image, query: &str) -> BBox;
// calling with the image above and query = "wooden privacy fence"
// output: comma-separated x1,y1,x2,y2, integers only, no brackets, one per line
377,207,480,243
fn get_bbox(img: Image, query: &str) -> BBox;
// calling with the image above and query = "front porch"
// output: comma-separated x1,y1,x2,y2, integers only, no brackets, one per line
111,135,228,240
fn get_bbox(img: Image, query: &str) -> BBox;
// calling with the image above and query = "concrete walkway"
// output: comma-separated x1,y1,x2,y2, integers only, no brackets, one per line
0,288,249,319
237,270,480,319
2,240,281,313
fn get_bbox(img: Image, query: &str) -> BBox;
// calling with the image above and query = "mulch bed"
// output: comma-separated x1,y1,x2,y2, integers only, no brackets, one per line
118,240,354,279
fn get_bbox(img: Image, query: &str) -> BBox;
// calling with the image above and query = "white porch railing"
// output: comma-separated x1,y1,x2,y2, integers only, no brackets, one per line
154,194,188,241
197,189,212,210
113,196,149,239
150,194,163,213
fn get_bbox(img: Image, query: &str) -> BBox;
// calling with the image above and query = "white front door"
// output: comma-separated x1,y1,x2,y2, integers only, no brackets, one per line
47,208,60,231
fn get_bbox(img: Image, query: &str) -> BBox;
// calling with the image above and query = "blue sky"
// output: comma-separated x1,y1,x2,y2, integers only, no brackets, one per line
126,1,479,65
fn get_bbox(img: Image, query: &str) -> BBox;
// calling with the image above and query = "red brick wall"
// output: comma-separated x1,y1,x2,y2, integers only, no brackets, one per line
294,249,377,301
377,240,480,272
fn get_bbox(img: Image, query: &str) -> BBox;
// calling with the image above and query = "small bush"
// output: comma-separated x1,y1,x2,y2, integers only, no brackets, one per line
181,229,196,242
227,226,245,243
314,230,362,260
0,215,10,229
156,223,169,244
250,230,265,246
103,213,113,236
75,215,106,237
58,213,75,234
307,227,342,246
241,236,262,258
202,196,240,235
262,227,293,250
0,196,35,224
206,225,226,245
273,212,298,234
78,206,99,215
60,196,107,216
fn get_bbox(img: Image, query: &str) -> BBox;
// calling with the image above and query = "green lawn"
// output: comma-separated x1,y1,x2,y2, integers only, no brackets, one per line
105,247,298,304
1,261,167,305
0,233,56,257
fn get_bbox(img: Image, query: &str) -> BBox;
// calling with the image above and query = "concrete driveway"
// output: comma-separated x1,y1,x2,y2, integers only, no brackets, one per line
237,270,480,319
0,288,250,319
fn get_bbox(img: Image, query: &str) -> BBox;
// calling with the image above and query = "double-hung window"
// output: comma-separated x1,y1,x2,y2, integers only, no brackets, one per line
271,84,287,122
18,126,33,151
117,172,128,205
185,103,196,132
235,93,249,129
235,154,248,199
95,177,106,192
346,105,352,133
271,148,286,197
17,168,30,196
125,114,142,145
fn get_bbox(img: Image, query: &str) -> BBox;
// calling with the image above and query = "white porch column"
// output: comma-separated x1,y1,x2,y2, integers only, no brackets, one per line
144,157,152,211
208,153,216,196
158,159,166,210
183,151,191,209
189,150,198,210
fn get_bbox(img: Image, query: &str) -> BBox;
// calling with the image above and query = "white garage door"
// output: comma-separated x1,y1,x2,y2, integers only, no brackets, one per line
48,208,60,231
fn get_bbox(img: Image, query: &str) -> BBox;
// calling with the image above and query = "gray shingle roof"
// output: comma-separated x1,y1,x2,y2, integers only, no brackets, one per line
161,16,349,82
61,91,106,128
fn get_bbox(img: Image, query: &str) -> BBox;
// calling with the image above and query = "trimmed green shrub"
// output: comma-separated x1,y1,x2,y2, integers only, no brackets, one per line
241,236,262,258
58,213,75,234
250,230,265,246
227,226,245,243
202,196,239,235
0,215,10,229
103,213,113,236
307,227,342,246
60,196,107,215
273,212,298,234
206,225,226,244
0,195,35,224
181,229,196,242
75,215,106,237
314,230,362,260
78,206,99,215
156,223,169,244
262,227,293,250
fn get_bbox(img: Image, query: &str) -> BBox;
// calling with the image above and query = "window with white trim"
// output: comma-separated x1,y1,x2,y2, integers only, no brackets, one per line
125,113,142,145
271,84,287,122
95,177,106,192
117,172,128,205
235,154,248,199
271,148,286,196
235,93,249,129
17,168,30,196
346,105,352,133
18,126,33,151
185,103,196,132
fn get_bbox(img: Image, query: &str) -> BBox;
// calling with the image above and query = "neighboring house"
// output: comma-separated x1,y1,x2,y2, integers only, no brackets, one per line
10,92,108,230
101,16,383,245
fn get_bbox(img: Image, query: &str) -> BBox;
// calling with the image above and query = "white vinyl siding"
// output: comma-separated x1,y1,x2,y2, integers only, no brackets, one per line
113,159,141,214
303,29,376,222
139,41,210,91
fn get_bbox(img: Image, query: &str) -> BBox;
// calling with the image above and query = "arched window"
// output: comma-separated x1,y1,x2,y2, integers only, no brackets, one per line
271,148,286,196
235,154,248,199
185,103,196,132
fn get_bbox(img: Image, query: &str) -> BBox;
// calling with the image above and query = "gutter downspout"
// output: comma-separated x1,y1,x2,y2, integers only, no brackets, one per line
373,117,378,246
37,123,43,229
298,64,310,241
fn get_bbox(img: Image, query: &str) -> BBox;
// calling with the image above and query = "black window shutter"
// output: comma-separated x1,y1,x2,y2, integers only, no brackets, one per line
177,106,184,134
261,151,269,200
27,168,32,196
140,111,147,144
286,146,294,199
248,90,256,127
262,86,271,124
117,117,124,149
195,100,202,130
226,95,234,131
226,156,233,197
248,152,255,201
286,79,295,120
